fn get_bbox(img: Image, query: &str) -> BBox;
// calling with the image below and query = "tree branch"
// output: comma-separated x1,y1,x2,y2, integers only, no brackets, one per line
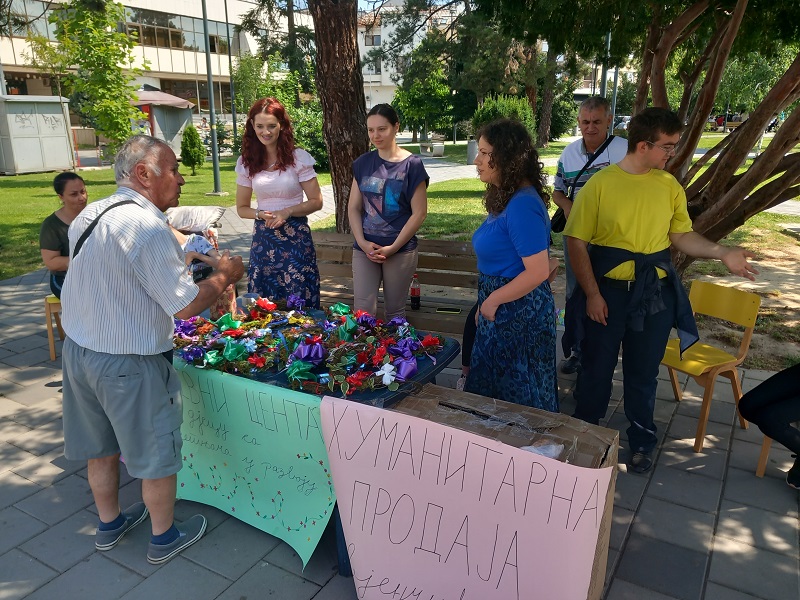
650,0,710,108
669,0,747,179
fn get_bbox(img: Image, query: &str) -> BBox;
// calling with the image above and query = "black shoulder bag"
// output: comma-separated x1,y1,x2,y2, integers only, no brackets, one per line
550,135,616,233
71,200,136,259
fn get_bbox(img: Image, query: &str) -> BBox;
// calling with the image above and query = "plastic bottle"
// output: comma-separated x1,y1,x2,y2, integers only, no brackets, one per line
410,274,421,310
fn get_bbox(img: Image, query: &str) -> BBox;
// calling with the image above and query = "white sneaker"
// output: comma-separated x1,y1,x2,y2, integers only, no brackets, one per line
455,375,466,391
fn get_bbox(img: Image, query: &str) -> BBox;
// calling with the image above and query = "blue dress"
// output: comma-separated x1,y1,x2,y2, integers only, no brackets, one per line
463,187,558,412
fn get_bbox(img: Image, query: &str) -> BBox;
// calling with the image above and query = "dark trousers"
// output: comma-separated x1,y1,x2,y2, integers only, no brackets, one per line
738,363,800,455
461,302,479,368
573,281,676,453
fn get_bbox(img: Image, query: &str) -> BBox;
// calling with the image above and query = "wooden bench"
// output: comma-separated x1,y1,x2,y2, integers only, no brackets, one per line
313,232,477,334
419,133,446,157
725,121,743,132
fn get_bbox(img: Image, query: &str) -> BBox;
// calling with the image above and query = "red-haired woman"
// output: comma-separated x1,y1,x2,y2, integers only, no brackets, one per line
235,97,323,308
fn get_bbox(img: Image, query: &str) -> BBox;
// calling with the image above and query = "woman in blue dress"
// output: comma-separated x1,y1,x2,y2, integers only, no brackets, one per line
464,119,558,411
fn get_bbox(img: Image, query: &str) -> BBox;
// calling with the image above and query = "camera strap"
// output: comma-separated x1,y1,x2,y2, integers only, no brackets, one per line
72,200,136,260
568,135,616,201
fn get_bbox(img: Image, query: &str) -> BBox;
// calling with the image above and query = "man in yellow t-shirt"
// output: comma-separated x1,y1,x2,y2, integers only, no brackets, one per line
563,107,758,474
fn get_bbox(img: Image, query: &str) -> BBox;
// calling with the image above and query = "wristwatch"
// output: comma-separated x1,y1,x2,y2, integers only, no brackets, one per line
255,210,263,220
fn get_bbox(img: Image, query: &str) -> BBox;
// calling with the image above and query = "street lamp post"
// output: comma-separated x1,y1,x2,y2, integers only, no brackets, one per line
223,0,238,146
201,0,227,196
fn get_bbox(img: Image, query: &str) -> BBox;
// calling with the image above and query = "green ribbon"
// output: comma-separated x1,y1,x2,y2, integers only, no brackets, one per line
329,302,352,316
222,340,249,361
214,313,242,332
338,314,359,341
286,360,318,382
204,350,223,366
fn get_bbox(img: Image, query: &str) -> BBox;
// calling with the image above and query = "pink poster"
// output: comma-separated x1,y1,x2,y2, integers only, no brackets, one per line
321,397,613,600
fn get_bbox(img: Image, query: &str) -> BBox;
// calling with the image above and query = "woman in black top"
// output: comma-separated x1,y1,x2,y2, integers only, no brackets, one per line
40,173,87,298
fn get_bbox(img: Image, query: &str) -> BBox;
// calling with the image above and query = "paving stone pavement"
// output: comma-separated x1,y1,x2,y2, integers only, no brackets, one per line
1,155,798,599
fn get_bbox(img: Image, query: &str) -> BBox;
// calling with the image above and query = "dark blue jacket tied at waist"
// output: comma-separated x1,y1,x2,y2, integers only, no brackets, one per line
562,245,699,359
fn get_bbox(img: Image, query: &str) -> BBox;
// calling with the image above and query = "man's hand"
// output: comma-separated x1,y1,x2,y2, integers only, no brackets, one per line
720,247,759,281
215,250,245,284
586,292,608,326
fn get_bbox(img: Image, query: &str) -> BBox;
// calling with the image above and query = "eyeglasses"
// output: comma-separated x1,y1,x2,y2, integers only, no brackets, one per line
645,141,679,155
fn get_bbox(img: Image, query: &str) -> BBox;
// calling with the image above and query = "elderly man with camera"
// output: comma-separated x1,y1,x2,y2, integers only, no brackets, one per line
60,135,244,564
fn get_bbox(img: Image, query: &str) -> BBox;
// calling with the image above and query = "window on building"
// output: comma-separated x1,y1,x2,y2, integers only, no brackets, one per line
126,23,142,44
170,30,183,49
363,58,381,75
364,34,381,46
155,27,170,49
141,25,157,47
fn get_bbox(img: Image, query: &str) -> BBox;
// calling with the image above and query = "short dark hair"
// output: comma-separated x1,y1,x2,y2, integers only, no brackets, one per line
53,172,84,196
579,96,611,116
367,103,400,126
627,108,683,153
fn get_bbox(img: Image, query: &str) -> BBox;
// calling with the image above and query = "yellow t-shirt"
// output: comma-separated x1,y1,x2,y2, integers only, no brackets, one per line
563,164,693,280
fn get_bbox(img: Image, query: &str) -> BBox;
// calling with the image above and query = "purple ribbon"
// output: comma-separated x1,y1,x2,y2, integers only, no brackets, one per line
356,313,378,328
393,356,418,382
291,341,326,365
387,316,407,327
287,294,305,310
396,337,421,353
174,319,198,337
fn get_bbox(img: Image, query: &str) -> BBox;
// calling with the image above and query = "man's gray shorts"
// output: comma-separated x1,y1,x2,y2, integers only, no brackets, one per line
62,337,183,480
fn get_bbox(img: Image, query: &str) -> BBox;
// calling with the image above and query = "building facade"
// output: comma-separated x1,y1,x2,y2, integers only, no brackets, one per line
0,0,279,119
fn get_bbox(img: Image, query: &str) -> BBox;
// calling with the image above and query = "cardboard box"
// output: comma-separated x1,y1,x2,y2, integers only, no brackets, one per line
392,383,619,600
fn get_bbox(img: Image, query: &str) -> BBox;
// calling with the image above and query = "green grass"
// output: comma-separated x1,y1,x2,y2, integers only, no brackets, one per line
313,178,487,235
0,156,331,281
399,139,569,165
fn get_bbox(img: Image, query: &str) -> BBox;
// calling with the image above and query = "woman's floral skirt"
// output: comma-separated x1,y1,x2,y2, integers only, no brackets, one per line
464,273,558,412
249,216,320,309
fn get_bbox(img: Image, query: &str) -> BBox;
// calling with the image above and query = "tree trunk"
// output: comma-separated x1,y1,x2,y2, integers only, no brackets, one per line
523,43,538,117
670,0,748,181
536,45,556,147
650,0,711,108
307,0,369,233
411,129,418,143
634,8,661,115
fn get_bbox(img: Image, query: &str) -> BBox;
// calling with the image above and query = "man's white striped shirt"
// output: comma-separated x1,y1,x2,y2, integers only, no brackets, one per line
61,187,198,355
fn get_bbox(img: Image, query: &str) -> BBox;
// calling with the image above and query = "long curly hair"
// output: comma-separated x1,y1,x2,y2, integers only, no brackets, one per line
240,97,296,177
476,119,550,215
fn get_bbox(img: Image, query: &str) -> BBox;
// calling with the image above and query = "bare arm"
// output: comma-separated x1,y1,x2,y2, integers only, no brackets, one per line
235,184,259,221
552,189,573,217
479,250,550,321
41,249,69,272
566,236,607,325
669,231,758,280
175,251,244,320
374,181,428,258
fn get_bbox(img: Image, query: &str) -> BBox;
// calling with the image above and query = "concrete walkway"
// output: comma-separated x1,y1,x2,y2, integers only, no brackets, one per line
1,155,798,600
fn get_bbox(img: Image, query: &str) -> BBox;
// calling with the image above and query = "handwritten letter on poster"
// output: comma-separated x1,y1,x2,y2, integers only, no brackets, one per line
321,397,612,600
174,363,335,565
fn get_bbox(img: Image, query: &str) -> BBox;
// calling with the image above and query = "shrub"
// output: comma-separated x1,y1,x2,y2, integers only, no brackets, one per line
291,100,328,171
180,125,206,176
544,95,578,141
472,95,536,137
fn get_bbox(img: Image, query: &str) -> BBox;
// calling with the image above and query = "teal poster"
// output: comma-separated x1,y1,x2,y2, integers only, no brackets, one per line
174,362,335,565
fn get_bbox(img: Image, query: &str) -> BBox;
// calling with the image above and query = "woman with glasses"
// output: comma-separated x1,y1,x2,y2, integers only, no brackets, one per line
464,119,558,411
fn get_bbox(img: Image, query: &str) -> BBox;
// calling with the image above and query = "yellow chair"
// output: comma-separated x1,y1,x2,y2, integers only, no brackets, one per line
45,294,65,361
756,436,772,477
661,280,761,452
